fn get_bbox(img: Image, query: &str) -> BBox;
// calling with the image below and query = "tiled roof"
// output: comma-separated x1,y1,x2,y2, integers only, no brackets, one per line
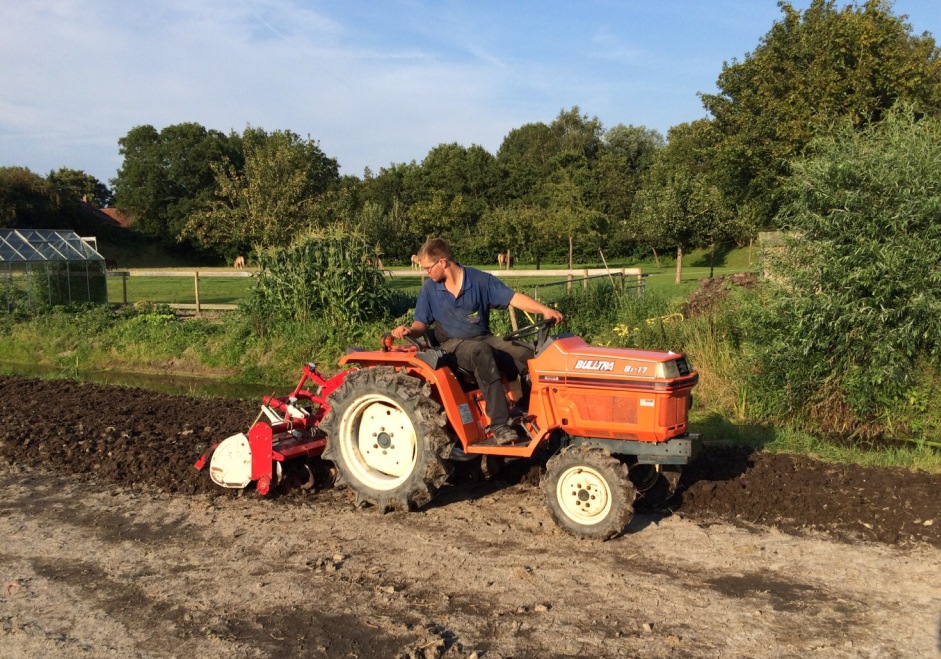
100,207,133,228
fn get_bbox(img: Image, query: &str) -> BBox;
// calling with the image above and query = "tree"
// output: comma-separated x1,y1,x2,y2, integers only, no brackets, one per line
354,198,417,265
632,120,741,283
413,143,500,255
495,106,604,205
47,168,113,207
182,127,339,253
550,106,604,162
539,152,605,268
112,123,239,242
478,203,553,269
701,0,941,228
594,125,664,255
496,121,557,201
0,167,61,228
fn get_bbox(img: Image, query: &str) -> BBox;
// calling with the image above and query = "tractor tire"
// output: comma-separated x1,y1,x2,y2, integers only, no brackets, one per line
543,445,636,540
321,367,452,513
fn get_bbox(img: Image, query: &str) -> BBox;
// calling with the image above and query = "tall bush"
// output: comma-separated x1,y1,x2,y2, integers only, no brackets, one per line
756,106,941,436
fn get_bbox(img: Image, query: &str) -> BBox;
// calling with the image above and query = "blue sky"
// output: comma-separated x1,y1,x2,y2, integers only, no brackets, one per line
2,1,941,185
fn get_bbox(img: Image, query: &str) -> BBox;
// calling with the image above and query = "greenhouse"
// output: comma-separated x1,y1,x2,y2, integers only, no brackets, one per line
0,229,109,311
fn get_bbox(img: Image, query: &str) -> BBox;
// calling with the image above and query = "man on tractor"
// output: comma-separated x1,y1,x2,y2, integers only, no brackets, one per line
391,238,564,446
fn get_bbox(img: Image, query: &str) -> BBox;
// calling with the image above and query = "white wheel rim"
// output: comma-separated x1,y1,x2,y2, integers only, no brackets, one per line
338,394,418,490
555,465,612,526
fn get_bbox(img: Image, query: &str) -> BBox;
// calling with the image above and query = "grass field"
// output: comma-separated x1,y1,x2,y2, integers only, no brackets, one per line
107,246,761,306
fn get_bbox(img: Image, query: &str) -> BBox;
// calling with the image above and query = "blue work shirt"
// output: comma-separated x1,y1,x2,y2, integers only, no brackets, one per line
414,265,515,339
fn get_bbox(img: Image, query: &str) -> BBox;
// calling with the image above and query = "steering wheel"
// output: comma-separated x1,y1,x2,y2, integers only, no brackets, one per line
502,318,557,349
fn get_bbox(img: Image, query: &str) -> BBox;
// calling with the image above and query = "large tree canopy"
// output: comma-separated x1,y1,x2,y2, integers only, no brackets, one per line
701,0,941,227
47,168,113,208
593,124,664,251
182,127,340,253
111,123,240,242
0,167,63,229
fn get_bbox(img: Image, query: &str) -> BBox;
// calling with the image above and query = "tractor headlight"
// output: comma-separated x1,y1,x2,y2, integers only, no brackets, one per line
656,360,680,379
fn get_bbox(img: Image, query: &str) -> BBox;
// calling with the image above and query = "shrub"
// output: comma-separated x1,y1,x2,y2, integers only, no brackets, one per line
755,105,941,437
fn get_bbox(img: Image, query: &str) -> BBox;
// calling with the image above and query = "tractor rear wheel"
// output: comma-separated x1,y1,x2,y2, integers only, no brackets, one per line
322,367,452,512
543,445,636,540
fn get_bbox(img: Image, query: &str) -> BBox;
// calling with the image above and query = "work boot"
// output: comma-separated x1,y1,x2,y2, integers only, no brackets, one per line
490,424,518,446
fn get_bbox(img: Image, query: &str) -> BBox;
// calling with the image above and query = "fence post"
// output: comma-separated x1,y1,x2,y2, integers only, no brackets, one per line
567,272,573,294
194,272,201,314
582,269,589,289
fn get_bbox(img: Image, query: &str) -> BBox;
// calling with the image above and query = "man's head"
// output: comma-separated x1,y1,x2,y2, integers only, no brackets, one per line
417,238,454,281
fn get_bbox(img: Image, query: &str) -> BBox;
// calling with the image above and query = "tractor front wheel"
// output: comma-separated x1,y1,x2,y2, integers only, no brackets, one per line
322,367,452,512
543,445,635,540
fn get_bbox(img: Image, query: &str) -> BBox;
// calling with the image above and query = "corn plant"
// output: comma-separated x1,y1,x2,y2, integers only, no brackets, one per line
242,229,395,336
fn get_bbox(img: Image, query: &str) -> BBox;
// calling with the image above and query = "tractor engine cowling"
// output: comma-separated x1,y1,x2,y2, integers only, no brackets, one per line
528,336,698,443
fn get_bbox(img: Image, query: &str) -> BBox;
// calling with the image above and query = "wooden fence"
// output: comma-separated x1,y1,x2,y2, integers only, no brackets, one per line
107,269,253,312
107,267,644,314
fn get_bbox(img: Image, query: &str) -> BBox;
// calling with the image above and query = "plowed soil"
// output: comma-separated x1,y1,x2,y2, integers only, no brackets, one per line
1,376,939,658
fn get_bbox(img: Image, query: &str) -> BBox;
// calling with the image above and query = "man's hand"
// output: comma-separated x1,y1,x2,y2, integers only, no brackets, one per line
391,325,411,340
544,307,564,326
510,292,564,326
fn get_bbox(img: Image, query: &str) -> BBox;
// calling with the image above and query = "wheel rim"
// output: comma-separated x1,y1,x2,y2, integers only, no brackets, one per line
555,465,613,526
338,393,418,490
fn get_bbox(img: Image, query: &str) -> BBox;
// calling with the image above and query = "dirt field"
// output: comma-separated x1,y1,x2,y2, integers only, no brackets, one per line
1,376,939,658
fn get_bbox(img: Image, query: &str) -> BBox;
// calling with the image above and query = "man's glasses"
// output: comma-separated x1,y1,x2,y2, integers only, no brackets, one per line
421,259,443,273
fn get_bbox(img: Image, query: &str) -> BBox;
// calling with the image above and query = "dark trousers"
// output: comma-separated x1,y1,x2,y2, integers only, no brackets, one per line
440,334,534,427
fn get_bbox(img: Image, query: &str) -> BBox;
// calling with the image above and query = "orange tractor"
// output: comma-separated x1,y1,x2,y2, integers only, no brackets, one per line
199,319,700,539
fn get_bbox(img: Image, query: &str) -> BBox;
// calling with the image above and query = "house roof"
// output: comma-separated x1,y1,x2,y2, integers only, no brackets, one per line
100,207,133,228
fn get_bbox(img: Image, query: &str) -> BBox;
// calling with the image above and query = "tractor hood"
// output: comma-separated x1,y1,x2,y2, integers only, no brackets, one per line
534,336,697,389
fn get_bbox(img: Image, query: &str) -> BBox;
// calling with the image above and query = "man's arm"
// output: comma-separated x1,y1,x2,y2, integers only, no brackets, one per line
509,292,564,325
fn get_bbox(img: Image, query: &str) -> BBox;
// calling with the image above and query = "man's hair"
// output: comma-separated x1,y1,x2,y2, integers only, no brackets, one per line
418,237,454,263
